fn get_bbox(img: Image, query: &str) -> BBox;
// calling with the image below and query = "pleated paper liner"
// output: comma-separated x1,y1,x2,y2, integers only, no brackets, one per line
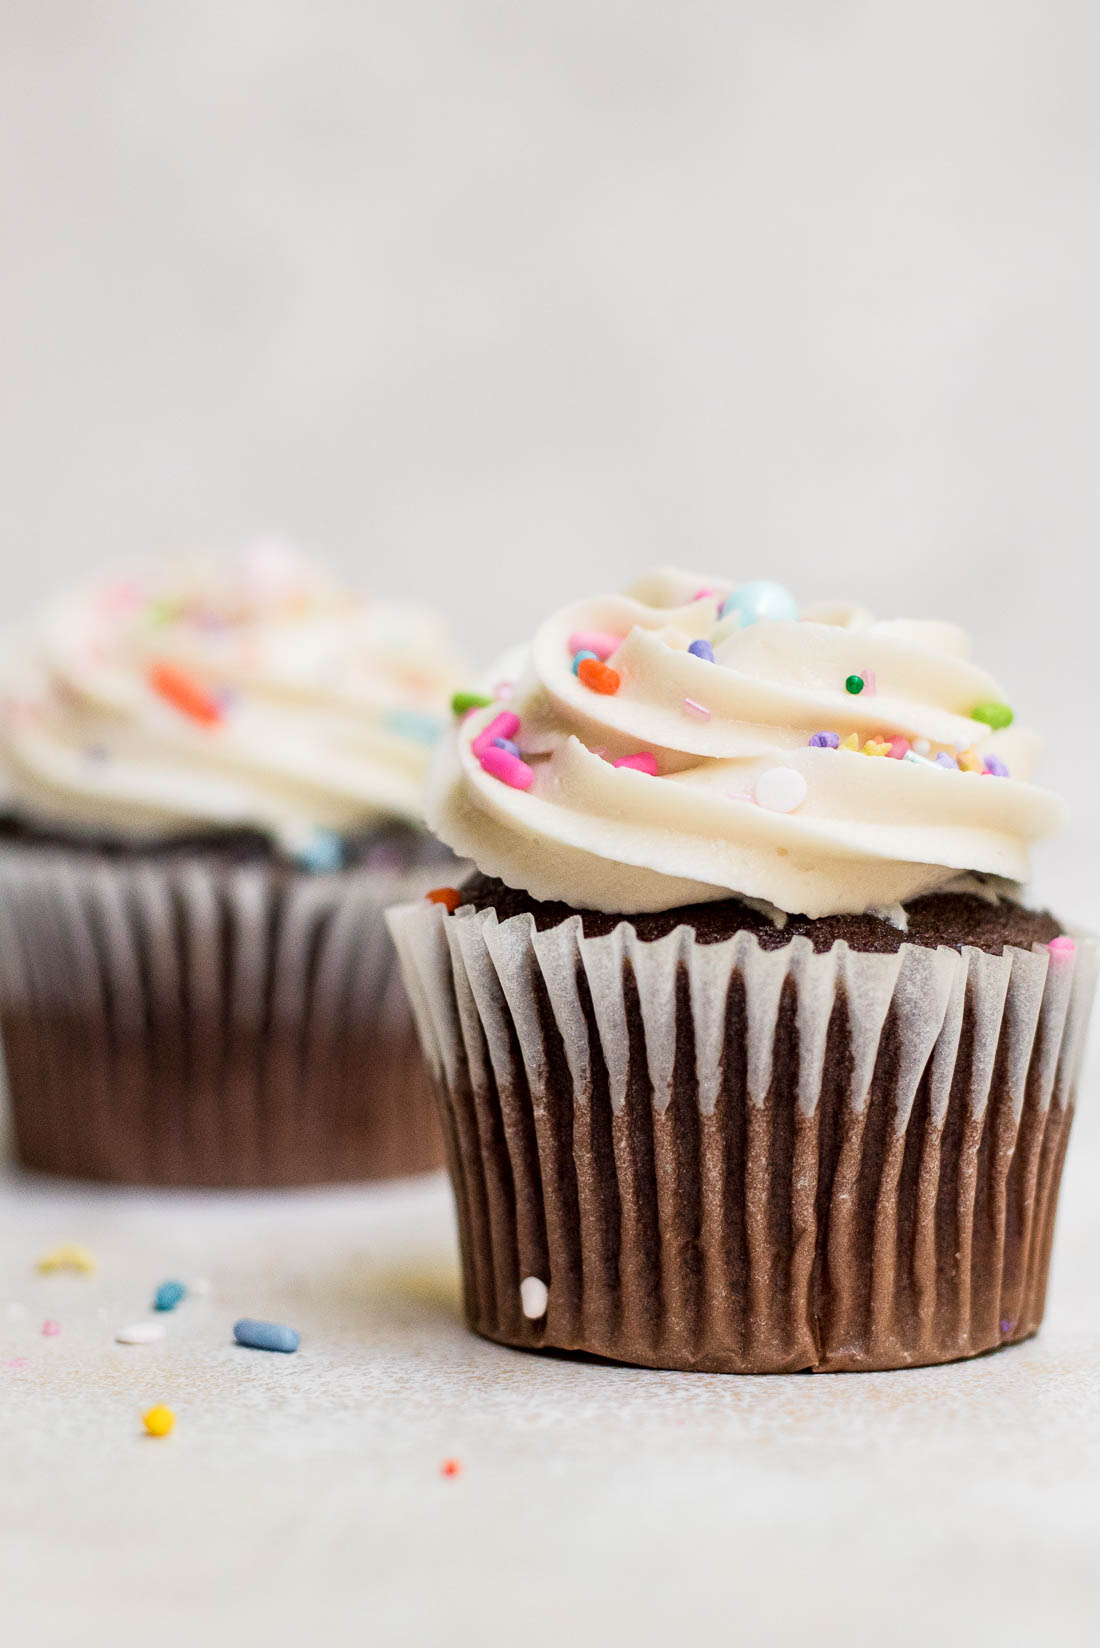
387,899,1097,1373
0,842,449,1187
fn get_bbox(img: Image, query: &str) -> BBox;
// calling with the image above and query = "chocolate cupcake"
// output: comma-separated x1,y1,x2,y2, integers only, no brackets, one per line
388,568,1095,1373
0,544,464,1186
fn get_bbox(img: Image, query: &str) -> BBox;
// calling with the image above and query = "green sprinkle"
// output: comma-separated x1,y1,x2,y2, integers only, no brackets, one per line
451,690,493,716
845,674,864,695
972,701,1013,730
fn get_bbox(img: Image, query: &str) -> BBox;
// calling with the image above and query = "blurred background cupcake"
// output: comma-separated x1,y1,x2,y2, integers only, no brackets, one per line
0,541,464,1186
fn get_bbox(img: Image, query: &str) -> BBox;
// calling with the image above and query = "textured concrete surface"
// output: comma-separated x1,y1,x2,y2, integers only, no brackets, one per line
2,1044,1099,1646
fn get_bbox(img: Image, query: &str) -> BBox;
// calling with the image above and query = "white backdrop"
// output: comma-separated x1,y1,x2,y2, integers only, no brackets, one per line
0,0,1097,921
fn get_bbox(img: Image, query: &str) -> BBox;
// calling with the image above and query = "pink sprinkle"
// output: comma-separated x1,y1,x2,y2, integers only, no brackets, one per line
613,752,659,775
2,1357,28,1370
693,587,718,601
42,1319,61,1337
492,680,514,700
472,711,520,760
479,745,535,790
727,791,757,804
567,630,623,661
862,669,878,696
887,737,909,760
1049,935,1076,955
683,698,711,721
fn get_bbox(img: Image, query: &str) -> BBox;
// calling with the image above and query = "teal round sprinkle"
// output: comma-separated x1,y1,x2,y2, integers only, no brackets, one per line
234,1318,300,1354
845,674,864,695
383,707,444,745
153,1280,186,1312
972,701,1013,730
572,650,599,676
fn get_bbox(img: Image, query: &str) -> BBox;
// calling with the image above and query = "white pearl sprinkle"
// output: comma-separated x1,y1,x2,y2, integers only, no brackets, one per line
913,737,931,756
115,1322,167,1345
520,1276,549,1319
753,768,808,813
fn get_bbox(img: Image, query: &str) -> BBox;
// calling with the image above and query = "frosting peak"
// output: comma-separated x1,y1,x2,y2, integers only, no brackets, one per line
0,546,463,848
426,567,1065,917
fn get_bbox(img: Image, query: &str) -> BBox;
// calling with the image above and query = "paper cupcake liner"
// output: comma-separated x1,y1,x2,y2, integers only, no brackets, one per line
0,842,448,1187
387,899,1097,1372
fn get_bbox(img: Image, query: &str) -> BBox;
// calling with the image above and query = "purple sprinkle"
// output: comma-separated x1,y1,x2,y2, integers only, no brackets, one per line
492,736,521,758
935,752,959,770
1000,1318,1013,1334
809,731,840,749
984,754,1010,777
687,638,715,663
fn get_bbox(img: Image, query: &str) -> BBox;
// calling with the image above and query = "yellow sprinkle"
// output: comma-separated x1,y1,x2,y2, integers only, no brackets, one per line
36,1243,97,1275
840,733,860,751
958,748,983,772
862,740,889,757
142,1404,176,1438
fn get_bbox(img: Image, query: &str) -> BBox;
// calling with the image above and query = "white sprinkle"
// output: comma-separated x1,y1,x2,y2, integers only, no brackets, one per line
520,1276,549,1319
913,737,931,755
753,768,808,813
115,1322,167,1345
683,697,711,721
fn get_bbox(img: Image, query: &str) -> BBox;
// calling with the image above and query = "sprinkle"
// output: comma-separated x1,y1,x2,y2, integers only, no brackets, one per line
984,754,1010,778
41,1319,61,1337
1000,1319,1013,1334
887,737,910,760
472,711,520,759
863,669,877,695
383,707,443,745
520,1276,549,1319
36,1244,96,1275
840,733,860,752
492,680,514,700
613,752,659,775
972,701,1014,730
687,638,716,663
845,674,865,696
809,731,840,749
862,739,890,757
291,829,344,875
2,1357,28,1370
693,587,718,601
577,659,620,695
451,690,493,716
721,581,798,626
233,1318,300,1354
149,662,224,727
116,1322,167,1345
568,630,623,661
912,737,931,755
683,697,710,721
426,886,462,913
142,1405,176,1437
727,791,757,804
480,745,535,790
441,1458,462,1479
153,1280,187,1313
571,649,599,675
1049,935,1077,955
753,768,808,813
935,752,959,770
904,750,938,769
492,737,521,757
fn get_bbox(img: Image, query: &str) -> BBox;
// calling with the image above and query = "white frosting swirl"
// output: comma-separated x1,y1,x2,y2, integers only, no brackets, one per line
426,567,1066,918
0,545,463,848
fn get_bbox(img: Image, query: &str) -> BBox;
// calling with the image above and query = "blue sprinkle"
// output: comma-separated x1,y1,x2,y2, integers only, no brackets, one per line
153,1279,186,1312
935,752,959,770
492,737,521,757
293,829,344,874
687,638,716,662
234,1318,300,1354
809,731,841,749
572,649,599,676
720,580,799,626
984,754,1010,777
383,707,444,745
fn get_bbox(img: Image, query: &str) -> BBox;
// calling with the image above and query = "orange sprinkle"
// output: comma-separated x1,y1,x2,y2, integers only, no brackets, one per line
441,1457,462,1478
426,887,462,914
577,659,621,695
149,662,223,727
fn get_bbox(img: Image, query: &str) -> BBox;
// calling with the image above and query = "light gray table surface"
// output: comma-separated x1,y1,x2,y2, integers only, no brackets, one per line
2,1043,1099,1648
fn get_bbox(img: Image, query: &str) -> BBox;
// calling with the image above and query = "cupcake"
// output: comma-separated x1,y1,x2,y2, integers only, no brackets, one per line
388,568,1096,1373
0,544,464,1186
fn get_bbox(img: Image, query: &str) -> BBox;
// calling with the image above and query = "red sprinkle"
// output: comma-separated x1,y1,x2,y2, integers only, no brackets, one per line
577,659,621,695
441,1458,462,1478
149,662,223,727
426,887,462,914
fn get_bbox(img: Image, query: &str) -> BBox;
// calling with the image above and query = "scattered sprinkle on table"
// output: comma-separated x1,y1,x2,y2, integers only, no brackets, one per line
233,1319,300,1354
520,1277,549,1319
142,1405,176,1438
153,1280,187,1312
41,1319,61,1337
36,1244,97,1275
441,1458,462,1479
426,886,462,914
116,1322,167,1345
